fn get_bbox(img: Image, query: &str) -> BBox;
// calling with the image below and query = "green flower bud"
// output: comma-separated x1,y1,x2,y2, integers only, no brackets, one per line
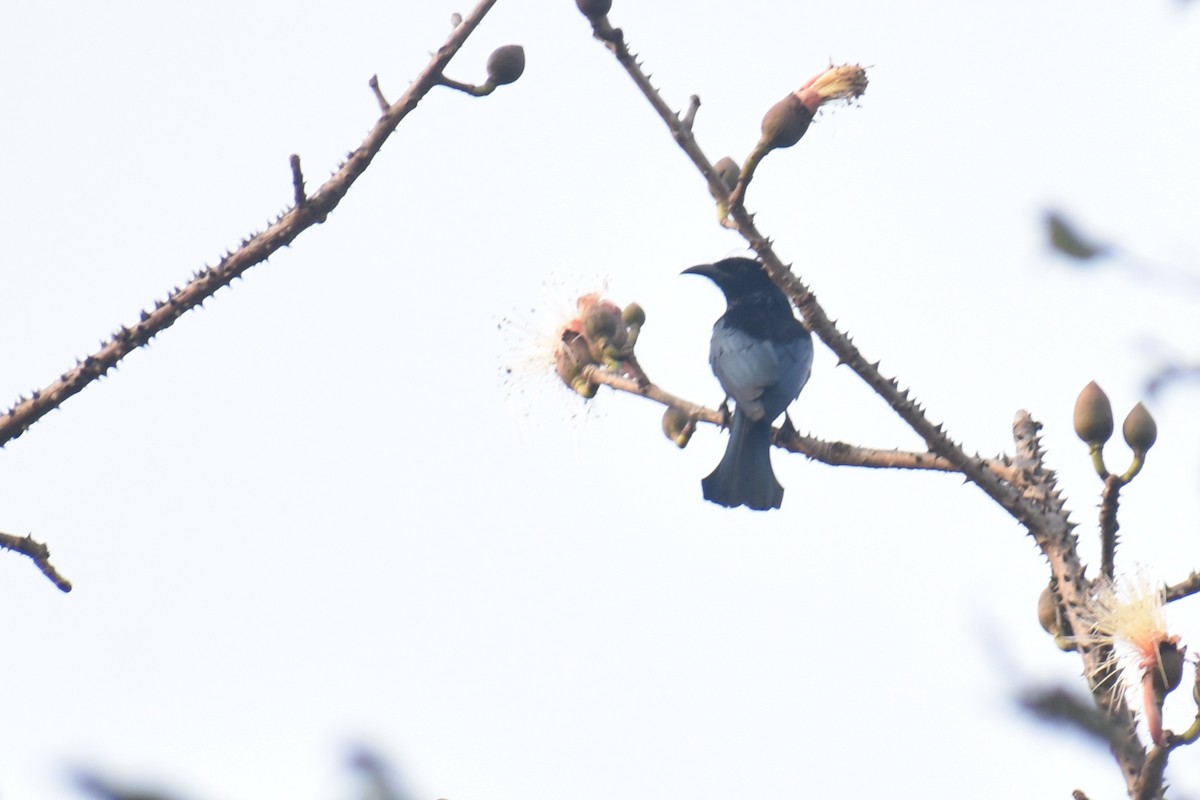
1045,212,1107,261
571,374,598,398
1122,402,1158,454
583,303,626,361
622,303,646,328
1073,381,1114,446
1037,585,1057,634
486,45,525,87
712,156,739,193
661,406,694,448
583,307,618,341
575,0,612,19
1037,584,1078,651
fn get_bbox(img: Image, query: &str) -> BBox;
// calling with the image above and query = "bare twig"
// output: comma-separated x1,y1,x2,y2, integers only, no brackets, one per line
1165,571,1200,603
0,0,501,449
438,76,494,96
582,365,1020,480
680,95,700,131
0,530,71,592
368,75,390,111
289,154,307,207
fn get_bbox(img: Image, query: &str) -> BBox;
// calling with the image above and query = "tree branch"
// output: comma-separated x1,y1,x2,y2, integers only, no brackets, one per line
1009,411,1146,785
1132,744,1170,800
1165,571,1200,603
0,0,502,449
0,530,71,592
582,365,1021,480
1099,474,1123,580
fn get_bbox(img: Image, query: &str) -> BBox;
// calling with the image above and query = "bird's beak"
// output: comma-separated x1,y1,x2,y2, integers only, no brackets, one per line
682,263,716,278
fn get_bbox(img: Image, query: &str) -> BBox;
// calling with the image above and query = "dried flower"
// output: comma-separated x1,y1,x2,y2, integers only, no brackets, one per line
793,64,869,112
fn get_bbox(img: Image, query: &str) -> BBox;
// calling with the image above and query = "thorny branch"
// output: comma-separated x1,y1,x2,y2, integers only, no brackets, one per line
580,7,1184,795
1166,572,1200,603
581,365,1021,480
0,0,500,450
0,530,71,593
1100,474,1123,580
0,0,505,590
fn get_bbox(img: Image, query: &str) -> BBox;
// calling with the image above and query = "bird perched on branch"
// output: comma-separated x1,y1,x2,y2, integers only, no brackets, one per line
683,257,812,510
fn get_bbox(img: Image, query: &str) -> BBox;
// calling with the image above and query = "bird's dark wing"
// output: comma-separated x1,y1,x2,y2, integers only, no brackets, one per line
759,333,813,420
709,320,783,422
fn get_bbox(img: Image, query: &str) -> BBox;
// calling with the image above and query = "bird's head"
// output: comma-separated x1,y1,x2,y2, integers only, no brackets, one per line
682,257,775,299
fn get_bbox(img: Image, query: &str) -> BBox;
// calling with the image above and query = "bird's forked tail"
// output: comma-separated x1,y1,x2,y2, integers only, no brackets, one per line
701,410,783,510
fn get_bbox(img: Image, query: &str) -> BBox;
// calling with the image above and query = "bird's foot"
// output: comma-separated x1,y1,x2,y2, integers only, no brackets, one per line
777,414,798,443
718,398,732,428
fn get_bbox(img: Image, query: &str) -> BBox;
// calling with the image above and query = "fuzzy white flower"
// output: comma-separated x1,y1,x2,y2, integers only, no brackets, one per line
1086,572,1184,745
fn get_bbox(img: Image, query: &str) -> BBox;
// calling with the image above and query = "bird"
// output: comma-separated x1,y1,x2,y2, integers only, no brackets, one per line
682,257,813,510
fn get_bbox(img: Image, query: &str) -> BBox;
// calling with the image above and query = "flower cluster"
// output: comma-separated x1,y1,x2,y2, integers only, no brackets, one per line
554,294,646,398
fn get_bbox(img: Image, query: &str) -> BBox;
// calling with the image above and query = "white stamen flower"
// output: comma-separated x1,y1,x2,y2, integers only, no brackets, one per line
1086,572,1183,745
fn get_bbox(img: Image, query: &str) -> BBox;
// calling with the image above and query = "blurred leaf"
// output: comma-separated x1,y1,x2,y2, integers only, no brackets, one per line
1147,362,1200,398
1045,210,1110,262
1019,685,1123,748
348,746,412,800
74,770,186,800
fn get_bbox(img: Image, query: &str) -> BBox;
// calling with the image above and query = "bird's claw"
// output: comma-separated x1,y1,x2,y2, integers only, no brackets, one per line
777,414,798,443
718,398,732,428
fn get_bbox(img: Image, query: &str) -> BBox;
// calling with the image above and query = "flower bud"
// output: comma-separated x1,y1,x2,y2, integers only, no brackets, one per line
712,156,739,193
1073,381,1114,446
583,306,618,341
1150,640,1185,696
759,93,815,153
1122,402,1157,454
662,406,694,448
1038,585,1057,634
1045,212,1106,261
622,303,646,328
486,45,525,87
571,375,598,398
575,0,612,19
581,301,626,362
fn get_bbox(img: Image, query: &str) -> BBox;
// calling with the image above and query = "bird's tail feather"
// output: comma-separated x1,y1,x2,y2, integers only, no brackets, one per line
701,411,783,510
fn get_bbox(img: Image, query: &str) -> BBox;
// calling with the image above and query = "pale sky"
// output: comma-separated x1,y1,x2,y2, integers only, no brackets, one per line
2,1,1199,798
